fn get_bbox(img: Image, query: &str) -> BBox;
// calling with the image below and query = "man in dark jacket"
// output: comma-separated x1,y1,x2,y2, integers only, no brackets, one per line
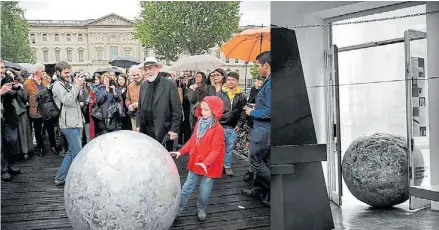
242,51,271,207
217,71,247,176
136,57,182,151
0,59,21,182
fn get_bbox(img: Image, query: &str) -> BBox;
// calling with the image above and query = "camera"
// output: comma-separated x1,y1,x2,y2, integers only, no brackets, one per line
11,84,21,90
84,75,94,83
109,79,115,86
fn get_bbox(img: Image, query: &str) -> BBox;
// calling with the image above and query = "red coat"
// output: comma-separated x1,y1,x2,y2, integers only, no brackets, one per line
179,96,225,178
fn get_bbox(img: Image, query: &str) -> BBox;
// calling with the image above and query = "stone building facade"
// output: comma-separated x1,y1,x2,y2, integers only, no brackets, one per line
28,13,256,89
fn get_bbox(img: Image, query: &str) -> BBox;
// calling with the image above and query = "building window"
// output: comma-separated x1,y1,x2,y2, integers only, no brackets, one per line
109,46,118,60
43,34,47,41
30,34,35,43
124,49,131,57
54,34,59,41
66,34,71,41
43,50,48,62
67,50,72,62
235,58,239,63
143,49,148,58
78,34,83,42
32,50,37,61
97,50,103,61
55,50,60,62
78,49,84,62
216,51,221,59
226,58,230,63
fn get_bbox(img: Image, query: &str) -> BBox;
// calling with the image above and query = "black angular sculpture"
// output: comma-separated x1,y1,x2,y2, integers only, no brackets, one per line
271,27,335,230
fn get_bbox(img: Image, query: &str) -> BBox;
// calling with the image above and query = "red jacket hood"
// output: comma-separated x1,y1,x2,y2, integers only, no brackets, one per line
197,96,224,120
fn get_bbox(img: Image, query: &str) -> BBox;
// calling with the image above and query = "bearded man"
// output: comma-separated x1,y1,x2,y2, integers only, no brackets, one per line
136,57,182,150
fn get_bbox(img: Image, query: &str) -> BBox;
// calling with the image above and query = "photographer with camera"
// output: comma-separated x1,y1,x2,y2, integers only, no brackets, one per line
93,72,123,135
77,71,95,144
24,63,58,156
1,59,27,181
115,74,131,130
51,61,85,186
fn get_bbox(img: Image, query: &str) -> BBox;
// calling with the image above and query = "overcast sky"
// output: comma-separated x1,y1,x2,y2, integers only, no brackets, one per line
19,0,270,26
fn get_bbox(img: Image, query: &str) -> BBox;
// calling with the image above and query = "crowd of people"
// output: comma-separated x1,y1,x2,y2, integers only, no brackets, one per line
0,51,271,222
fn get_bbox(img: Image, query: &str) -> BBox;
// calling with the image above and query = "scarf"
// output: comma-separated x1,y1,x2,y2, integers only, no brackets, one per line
145,76,161,113
196,116,213,144
222,84,242,101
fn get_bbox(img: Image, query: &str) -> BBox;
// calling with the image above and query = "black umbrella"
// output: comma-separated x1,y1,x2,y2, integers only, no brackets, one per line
108,56,140,69
95,66,123,75
4,60,22,71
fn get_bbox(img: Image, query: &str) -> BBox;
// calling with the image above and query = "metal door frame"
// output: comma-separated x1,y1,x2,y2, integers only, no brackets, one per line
325,29,429,207
404,29,431,210
325,45,342,206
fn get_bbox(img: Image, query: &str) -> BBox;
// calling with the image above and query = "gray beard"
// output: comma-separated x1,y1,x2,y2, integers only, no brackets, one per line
146,74,158,82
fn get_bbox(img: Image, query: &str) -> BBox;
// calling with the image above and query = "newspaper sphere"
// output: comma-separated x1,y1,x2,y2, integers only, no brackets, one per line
342,133,424,208
64,130,181,229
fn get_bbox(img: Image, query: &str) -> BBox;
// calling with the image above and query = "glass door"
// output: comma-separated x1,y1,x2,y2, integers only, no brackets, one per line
325,45,342,206
404,29,431,210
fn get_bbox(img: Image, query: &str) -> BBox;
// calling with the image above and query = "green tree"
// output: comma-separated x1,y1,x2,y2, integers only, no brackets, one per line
250,62,259,79
1,1,34,63
135,1,182,65
135,1,240,61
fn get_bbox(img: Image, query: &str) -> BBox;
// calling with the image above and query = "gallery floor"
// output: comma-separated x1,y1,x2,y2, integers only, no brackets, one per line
331,193,439,230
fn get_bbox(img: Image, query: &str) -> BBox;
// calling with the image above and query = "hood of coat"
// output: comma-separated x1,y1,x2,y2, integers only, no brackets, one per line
196,95,224,120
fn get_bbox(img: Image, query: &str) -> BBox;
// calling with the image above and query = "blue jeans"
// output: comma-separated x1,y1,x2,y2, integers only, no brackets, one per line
55,128,82,181
179,171,214,213
249,127,270,184
223,127,238,169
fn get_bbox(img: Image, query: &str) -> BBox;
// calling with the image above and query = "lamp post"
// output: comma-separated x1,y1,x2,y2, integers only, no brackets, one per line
244,61,248,91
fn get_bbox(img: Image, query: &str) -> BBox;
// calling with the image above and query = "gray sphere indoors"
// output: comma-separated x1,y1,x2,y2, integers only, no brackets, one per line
342,133,424,208
64,130,181,230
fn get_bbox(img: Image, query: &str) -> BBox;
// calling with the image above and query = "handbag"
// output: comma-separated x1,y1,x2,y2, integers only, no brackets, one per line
91,105,104,120
116,101,126,117
12,98,27,116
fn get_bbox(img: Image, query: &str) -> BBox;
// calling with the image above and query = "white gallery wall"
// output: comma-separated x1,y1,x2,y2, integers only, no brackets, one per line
333,4,427,158
426,1,439,210
271,2,437,204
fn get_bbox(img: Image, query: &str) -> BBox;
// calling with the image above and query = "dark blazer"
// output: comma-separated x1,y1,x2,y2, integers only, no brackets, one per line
136,77,182,142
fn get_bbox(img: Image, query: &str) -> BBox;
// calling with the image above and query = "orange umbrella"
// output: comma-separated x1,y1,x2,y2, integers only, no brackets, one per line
220,27,270,62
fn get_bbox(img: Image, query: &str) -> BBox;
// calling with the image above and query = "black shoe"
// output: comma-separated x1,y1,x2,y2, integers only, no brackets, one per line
244,171,254,182
38,148,44,157
260,192,270,207
1,171,12,182
241,187,263,198
51,146,59,155
8,165,20,174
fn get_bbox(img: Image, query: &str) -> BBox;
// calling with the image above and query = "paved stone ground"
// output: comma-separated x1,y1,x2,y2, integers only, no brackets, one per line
1,148,269,230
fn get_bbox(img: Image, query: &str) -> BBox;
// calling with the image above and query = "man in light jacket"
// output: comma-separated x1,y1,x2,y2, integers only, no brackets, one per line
51,61,85,186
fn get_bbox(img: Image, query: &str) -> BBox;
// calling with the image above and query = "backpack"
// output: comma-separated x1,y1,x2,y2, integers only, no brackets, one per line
35,81,65,120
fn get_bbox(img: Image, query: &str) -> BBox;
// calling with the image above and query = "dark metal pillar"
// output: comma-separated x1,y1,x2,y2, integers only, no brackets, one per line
271,27,335,230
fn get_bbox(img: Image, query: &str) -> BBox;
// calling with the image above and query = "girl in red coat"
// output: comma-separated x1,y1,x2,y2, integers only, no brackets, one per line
170,95,225,222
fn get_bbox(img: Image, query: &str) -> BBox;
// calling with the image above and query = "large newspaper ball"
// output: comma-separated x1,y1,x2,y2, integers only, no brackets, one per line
342,133,424,208
64,130,181,229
